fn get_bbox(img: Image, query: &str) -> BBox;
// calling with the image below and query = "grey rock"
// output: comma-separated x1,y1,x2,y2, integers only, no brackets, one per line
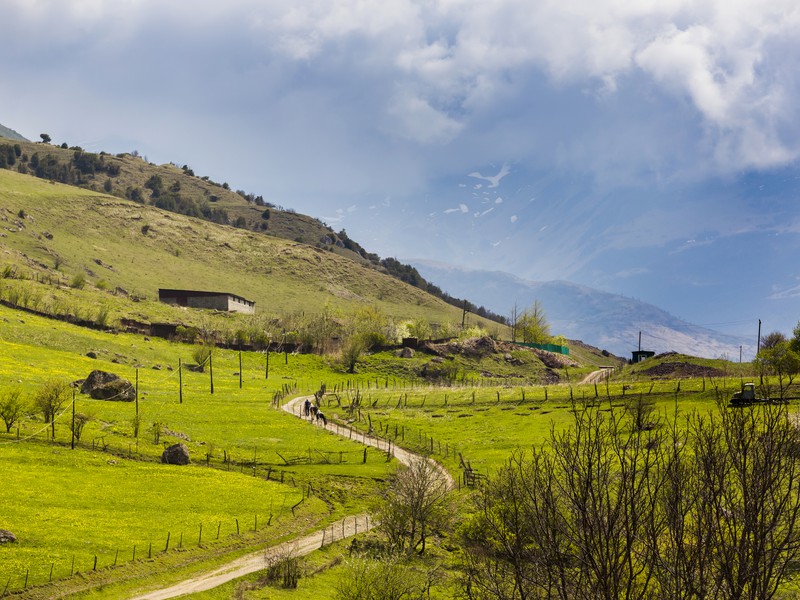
161,443,190,465
0,529,16,544
81,370,135,402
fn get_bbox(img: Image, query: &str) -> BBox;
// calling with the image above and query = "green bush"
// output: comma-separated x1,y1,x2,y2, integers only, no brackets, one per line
70,272,87,289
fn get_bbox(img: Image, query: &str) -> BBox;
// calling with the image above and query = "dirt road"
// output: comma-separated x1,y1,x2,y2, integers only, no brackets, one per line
128,514,370,600
127,396,452,599
283,396,454,488
580,367,615,385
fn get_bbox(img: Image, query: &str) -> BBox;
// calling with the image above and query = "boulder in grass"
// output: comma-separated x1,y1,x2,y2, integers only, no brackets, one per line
80,370,135,402
0,529,16,544
161,443,190,465
395,347,415,358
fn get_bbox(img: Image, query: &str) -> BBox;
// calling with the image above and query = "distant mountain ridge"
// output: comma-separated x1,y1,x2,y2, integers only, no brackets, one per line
410,260,755,360
0,123,28,142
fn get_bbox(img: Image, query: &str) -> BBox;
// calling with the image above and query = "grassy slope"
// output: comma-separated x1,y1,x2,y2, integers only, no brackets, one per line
3,138,389,267
0,301,398,595
0,168,503,334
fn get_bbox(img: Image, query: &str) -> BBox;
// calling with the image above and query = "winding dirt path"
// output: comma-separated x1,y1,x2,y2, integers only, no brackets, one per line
127,396,452,599
283,396,454,489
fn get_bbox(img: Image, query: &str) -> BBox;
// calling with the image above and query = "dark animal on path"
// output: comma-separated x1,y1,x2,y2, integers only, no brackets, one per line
317,411,327,426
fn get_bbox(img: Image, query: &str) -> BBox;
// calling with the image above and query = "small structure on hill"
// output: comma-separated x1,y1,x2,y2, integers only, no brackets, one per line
631,350,656,363
158,289,255,314
631,331,656,363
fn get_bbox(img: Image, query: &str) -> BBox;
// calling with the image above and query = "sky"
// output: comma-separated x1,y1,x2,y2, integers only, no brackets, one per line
2,0,800,338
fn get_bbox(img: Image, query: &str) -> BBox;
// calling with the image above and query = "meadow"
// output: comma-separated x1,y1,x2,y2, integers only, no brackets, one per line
0,297,772,598
0,303,403,595
327,375,751,476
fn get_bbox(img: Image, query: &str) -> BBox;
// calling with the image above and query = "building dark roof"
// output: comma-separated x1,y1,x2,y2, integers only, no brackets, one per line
158,289,254,304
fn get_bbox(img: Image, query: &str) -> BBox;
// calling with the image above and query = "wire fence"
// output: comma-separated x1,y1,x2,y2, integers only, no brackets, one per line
1,506,312,597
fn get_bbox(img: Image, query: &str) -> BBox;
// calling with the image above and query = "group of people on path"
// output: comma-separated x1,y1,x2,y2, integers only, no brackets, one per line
303,397,327,426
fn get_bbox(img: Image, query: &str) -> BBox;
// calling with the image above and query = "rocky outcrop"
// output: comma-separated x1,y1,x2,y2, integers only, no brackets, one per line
0,529,16,544
80,370,135,402
161,443,190,465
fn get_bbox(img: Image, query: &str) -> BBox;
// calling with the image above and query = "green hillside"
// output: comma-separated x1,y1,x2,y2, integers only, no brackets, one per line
0,135,505,322
0,168,504,340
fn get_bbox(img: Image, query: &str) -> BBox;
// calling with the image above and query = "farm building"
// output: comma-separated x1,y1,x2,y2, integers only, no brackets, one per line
158,289,255,314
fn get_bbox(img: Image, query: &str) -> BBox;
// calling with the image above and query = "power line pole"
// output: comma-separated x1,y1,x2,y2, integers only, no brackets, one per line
757,319,762,355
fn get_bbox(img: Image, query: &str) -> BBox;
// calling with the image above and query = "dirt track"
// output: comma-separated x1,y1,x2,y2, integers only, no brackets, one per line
580,367,615,385
126,396,452,599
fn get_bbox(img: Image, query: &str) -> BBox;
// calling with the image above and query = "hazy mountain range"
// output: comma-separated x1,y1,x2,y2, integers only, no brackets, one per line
411,260,756,361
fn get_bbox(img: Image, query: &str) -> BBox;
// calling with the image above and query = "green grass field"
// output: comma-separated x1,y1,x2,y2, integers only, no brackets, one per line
0,272,771,598
0,442,319,589
333,377,756,476
0,302,401,595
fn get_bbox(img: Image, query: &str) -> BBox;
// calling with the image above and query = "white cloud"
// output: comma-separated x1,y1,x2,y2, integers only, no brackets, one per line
385,91,464,144
468,163,511,188
443,203,470,214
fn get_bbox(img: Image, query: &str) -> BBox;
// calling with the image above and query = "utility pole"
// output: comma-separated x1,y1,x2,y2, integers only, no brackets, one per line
757,319,762,355
758,319,763,386
178,358,183,404
461,300,468,329
71,388,76,450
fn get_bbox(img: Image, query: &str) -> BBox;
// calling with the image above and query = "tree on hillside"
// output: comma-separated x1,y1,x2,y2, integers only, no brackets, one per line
0,388,27,433
790,321,800,353
341,334,368,374
407,317,432,342
517,300,551,344
377,458,452,555
761,330,786,351
34,379,70,438
509,302,521,342
39,133,51,144
756,339,800,399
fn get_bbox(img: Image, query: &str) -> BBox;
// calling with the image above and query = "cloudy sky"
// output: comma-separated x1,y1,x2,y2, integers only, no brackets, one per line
2,0,799,338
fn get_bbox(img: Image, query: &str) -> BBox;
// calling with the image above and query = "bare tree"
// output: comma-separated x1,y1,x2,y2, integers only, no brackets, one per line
70,412,92,442
0,389,28,433
692,402,800,599
461,399,800,600
34,379,70,438
377,457,452,555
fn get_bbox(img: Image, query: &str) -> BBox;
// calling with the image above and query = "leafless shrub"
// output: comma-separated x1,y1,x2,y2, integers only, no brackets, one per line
461,400,800,600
